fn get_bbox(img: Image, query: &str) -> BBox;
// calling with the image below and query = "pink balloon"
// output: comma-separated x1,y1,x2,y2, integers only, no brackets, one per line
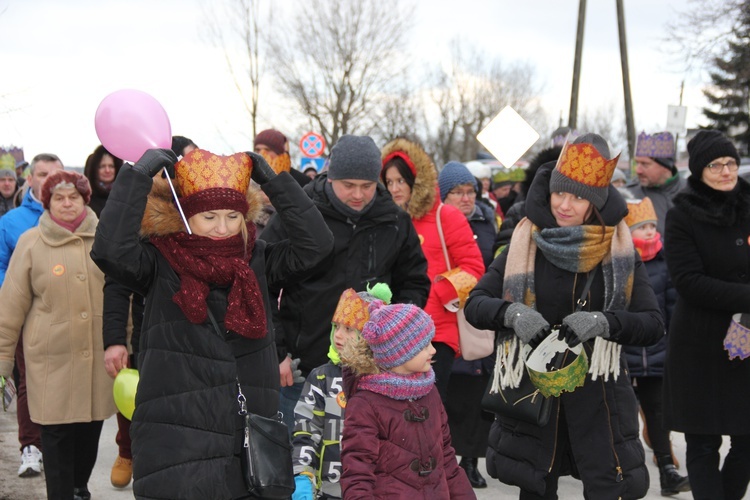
95,89,172,162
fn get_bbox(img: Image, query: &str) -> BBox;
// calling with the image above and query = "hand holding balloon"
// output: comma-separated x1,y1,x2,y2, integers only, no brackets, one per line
132,149,178,178
113,368,139,420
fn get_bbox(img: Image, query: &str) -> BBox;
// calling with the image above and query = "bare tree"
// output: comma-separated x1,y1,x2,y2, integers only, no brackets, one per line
370,83,429,146
426,40,547,165
266,0,414,150
577,103,628,155
202,0,267,140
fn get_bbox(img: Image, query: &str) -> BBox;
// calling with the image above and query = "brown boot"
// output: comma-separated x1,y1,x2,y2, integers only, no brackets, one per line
111,455,133,488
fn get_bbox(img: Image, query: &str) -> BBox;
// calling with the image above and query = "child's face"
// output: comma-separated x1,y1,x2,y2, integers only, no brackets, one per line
333,323,359,352
391,342,436,375
631,222,657,241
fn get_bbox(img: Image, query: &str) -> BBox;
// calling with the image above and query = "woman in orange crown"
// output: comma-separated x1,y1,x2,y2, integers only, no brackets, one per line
91,148,333,499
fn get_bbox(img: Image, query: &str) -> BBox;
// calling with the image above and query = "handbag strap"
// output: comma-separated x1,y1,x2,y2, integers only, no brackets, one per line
205,308,248,416
575,267,598,312
435,203,452,271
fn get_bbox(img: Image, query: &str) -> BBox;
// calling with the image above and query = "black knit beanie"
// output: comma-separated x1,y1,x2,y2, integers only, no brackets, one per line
687,130,740,178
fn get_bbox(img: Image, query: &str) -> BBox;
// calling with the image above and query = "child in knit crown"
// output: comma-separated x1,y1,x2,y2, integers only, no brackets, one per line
339,301,475,499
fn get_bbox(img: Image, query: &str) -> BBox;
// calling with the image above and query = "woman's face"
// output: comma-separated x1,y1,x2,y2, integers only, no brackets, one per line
98,154,116,184
384,166,412,208
550,191,593,227
700,156,739,191
49,186,85,222
188,210,244,239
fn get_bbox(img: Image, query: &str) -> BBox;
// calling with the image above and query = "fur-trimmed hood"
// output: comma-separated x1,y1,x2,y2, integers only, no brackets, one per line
380,138,437,220
140,175,264,237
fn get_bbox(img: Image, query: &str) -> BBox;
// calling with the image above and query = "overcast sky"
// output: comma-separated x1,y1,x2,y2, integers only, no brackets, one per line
0,0,704,166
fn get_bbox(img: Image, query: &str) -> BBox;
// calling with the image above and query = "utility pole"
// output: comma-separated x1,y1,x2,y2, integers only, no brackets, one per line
568,0,587,129
616,0,636,162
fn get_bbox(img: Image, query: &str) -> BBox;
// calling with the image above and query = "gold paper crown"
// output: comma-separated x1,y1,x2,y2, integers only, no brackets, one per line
624,197,658,228
556,142,619,188
635,131,675,159
175,149,252,198
435,268,478,309
332,288,370,332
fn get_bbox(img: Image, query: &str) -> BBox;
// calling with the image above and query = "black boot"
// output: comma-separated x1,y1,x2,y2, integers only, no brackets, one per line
459,456,487,488
657,455,690,496
73,486,91,500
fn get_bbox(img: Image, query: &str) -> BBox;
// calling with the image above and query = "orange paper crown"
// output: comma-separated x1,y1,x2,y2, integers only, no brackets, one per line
332,288,370,331
556,142,620,189
624,197,658,228
175,149,252,198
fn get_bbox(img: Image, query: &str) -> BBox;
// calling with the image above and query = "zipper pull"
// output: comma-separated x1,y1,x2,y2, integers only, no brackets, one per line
615,466,623,482
244,426,250,448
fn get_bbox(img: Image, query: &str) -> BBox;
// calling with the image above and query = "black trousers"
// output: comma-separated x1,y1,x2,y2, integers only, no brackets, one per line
685,433,750,500
41,420,104,500
632,376,671,457
432,341,455,403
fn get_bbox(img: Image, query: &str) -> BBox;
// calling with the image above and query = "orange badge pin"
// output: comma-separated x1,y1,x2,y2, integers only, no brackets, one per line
52,264,65,276
336,391,347,409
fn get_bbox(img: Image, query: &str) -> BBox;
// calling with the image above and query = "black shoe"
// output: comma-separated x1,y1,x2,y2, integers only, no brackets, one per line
73,486,91,500
658,462,690,496
459,457,487,489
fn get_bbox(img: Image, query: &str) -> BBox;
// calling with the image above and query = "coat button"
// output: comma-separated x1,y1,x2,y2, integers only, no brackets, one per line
80,312,88,319
737,239,744,246
82,351,89,357
77,274,86,281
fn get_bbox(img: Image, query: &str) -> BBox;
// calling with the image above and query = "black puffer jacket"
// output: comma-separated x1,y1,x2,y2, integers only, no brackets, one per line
261,173,430,374
464,164,663,498
91,167,333,500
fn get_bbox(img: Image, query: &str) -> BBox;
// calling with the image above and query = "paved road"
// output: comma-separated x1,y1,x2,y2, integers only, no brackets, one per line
0,399,707,499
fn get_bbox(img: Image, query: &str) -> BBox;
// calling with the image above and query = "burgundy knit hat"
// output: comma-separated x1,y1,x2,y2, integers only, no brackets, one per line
41,170,92,209
361,300,434,369
254,129,288,156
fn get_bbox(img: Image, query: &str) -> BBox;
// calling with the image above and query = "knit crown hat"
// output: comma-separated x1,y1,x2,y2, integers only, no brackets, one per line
174,149,252,219
253,129,288,156
549,133,620,210
439,161,477,201
361,301,434,369
327,135,382,182
332,283,393,332
624,197,658,230
635,131,675,172
41,170,92,209
687,129,740,178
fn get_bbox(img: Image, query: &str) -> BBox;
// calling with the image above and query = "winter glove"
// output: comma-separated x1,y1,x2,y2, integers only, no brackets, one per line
559,311,609,347
246,151,277,186
132,148,178,178
504,302,550,347
289,356,305,384
292,474,314,500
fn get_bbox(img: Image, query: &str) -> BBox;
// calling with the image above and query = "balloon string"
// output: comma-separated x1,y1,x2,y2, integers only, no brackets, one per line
165,175,192,235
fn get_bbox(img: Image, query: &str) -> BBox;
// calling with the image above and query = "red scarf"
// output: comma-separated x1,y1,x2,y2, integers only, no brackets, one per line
150,222,267,339
632,233,663,262
49,209,88,233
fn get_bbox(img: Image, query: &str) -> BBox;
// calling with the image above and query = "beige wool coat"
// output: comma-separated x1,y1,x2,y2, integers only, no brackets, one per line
0,207,115,424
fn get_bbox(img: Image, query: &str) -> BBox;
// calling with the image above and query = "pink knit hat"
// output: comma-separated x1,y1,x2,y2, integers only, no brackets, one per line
361,301,434,369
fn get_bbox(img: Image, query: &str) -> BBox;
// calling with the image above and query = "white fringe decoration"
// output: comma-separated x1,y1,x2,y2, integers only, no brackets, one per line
588,337,621,381
490,337,525,392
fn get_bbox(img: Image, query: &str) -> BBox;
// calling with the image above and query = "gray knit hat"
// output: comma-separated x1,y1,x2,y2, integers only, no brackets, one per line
549,133,618,210
327,135,382,182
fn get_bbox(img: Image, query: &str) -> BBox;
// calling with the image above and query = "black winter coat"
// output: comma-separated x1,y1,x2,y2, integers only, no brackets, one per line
663,175,750,435
623,250,675,377
464,164,663,498
91,168,333,500
261,174,430,374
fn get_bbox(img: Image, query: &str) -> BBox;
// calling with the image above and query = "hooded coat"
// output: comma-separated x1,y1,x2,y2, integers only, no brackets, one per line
464,164,663,499
380,138,484,355
91,166,333,500
663,175,750,435
261,172,430,374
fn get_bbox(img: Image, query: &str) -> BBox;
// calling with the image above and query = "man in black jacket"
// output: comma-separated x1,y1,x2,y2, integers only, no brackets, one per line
261,134,431,432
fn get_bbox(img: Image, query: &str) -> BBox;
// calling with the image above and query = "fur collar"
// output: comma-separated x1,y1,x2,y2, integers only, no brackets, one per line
38,207,98,245
380,138,437,220
140,176,263,237
673,175,750,227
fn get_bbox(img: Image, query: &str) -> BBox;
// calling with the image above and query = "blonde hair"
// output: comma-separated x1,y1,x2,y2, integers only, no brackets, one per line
339,334,380,375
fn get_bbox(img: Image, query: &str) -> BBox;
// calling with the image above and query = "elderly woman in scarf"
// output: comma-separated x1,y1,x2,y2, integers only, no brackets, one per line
464,134,663,499
0,170,115,500
91,148,333,499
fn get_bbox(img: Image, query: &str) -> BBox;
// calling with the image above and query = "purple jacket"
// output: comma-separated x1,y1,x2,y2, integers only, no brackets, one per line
341,383,475,499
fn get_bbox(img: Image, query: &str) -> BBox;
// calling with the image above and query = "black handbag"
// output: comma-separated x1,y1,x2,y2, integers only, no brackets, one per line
206,309,295,499
481,269,597,426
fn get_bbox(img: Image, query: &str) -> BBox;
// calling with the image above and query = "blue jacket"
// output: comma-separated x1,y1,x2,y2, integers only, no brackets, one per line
0,189,44,285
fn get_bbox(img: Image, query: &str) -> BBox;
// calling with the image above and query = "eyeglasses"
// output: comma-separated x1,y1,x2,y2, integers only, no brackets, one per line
706,160,739,173
447,189,476,199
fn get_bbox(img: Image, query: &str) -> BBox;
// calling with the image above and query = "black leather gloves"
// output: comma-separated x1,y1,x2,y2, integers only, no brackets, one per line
246,151,277,186
132,149,178,178
504,303,550,347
